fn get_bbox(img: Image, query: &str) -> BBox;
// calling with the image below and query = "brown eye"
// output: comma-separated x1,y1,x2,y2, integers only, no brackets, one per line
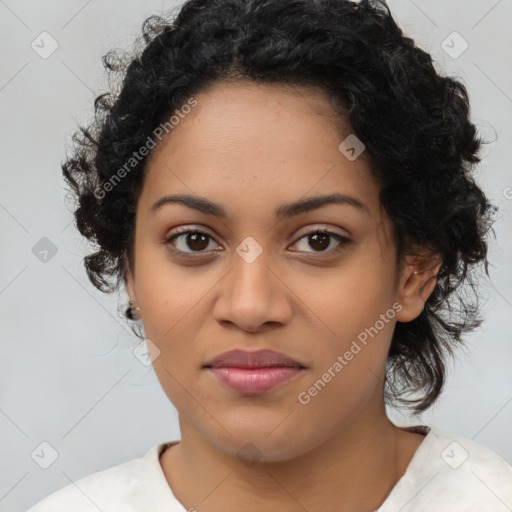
165,229,218,254
290,229,351,255
307,232,330,251
164,226,351,259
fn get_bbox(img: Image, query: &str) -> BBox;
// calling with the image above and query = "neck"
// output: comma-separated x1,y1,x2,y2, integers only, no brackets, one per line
160,404,424,512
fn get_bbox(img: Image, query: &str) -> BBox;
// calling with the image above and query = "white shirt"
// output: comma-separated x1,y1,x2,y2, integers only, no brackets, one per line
26,425,512,512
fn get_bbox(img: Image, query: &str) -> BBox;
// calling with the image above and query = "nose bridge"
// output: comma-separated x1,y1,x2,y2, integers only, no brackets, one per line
213,236,291,330
231,239,276,305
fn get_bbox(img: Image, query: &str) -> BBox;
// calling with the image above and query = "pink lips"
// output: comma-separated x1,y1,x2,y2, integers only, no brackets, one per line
208,366,303,393
203,349,305,394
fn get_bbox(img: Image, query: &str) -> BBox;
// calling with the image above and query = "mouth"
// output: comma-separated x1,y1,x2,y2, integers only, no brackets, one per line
202,348,307,394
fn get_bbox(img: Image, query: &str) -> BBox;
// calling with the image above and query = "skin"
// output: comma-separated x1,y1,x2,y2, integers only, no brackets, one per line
125,80,442,512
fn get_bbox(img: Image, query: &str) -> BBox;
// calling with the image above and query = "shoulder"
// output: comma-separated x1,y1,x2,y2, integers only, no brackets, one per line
430,428,512,487
380,426,512,511
25,445,162,512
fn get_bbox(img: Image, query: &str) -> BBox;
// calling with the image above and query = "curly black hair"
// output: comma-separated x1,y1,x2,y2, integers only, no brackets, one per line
61,0,497,413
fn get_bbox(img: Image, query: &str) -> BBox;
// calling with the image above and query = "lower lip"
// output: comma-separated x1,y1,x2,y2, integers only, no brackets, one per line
206,366,303,394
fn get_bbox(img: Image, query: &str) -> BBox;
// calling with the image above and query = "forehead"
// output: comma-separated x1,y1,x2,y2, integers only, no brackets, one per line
140,81,382,222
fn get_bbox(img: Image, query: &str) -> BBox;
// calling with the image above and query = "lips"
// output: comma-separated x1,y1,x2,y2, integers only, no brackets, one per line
203,349,306,394
203,349,305,369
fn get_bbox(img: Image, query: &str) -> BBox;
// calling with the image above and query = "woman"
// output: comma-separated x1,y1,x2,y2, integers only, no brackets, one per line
27,0,512,510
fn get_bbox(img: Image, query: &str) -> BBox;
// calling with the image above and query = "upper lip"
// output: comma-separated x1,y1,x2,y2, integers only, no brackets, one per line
203,349,306,369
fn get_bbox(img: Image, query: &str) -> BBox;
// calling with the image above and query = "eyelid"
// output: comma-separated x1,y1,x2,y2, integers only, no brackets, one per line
164,224,215,239
293,224,349,240
164,223,349,241
163,225,219,246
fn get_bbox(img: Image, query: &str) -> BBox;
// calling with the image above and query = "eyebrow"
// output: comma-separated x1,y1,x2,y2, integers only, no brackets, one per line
150,192,369,220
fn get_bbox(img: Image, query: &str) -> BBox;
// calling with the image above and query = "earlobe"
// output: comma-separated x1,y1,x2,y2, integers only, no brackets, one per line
395,253,443,323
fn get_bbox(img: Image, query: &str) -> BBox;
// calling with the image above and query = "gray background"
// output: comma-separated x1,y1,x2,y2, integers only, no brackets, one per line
1,1,511,510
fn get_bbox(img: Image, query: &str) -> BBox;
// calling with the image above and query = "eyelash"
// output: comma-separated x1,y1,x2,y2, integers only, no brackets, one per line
164,226,351,258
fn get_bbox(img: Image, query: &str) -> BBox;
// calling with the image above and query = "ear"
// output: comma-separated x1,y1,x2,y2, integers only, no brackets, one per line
395,251,443,323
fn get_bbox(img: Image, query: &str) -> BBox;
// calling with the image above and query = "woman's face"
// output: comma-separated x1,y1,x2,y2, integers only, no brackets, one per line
125,81,432,461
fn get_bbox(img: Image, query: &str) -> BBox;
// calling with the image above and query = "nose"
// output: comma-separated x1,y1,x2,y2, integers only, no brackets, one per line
212,248,293,333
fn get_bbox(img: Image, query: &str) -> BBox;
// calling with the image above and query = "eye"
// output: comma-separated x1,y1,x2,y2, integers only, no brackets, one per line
164,226,351,258
290,228,351,255
164,227,220,255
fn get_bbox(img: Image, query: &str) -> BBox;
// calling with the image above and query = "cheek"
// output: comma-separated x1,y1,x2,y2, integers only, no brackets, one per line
141,302,209,416
300,262,396,344
135,247,211,334
295,255,398,396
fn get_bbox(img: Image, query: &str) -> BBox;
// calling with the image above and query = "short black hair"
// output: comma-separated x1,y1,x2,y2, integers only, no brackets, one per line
61,0,497,413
